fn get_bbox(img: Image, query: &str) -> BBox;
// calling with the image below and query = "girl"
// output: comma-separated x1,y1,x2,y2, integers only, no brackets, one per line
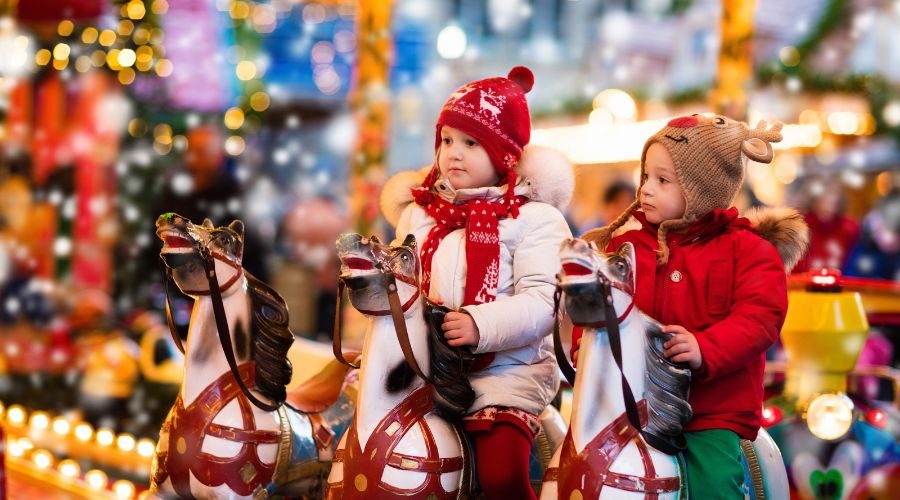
380,66,573,499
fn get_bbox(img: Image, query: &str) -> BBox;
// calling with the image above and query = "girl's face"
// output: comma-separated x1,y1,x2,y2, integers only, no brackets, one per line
640,143,686,224
437,126,500,190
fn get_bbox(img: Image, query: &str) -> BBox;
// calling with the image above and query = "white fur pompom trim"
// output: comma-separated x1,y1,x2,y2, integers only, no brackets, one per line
516,144,574,211
380,166,431,227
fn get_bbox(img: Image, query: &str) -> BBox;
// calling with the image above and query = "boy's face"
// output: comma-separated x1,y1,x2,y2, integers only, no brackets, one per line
640,143,686,224
437,126,500,190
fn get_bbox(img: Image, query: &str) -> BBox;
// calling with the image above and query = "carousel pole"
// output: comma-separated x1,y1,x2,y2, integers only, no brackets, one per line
710,0,757,120
348,0,393,237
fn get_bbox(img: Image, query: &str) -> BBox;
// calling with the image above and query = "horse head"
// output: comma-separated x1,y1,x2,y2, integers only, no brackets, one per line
558,238,635,326
156,213,245,297
336,233,421,316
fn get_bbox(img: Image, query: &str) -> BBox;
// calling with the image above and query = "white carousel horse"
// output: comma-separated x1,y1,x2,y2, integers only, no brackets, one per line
151,213,355,499
328,233,565,499
541,238,789,500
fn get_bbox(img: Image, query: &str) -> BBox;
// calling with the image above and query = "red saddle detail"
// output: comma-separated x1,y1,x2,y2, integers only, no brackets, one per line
546,400,680,499
330,385,464,499
152,362,281,497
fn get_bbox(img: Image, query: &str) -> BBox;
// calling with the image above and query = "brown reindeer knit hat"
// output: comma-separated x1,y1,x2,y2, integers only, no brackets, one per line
584,114,784,264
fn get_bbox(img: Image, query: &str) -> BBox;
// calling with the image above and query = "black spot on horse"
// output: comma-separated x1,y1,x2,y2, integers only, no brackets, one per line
386,361,415,393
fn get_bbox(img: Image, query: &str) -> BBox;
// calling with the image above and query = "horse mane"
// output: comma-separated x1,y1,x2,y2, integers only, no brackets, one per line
246,272,294,405
642,318,693,439
424,300,476,420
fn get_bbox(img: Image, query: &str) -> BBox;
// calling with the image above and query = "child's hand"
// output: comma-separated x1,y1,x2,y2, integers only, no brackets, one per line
662,325,702,370
442,311,480,347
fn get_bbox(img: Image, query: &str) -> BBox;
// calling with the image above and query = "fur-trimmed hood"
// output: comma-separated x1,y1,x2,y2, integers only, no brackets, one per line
380,144,574,227
744,207,809,274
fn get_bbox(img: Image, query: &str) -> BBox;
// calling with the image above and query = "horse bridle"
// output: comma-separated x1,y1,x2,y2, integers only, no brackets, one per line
553,268,682,456
162,233,281,412
332,250,435,387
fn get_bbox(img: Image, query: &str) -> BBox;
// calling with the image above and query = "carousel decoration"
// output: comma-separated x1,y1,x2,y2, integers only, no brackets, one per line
152,213,355,498
763,269,900,499
1,401,152,498
328,233,565,498
541,238,790,499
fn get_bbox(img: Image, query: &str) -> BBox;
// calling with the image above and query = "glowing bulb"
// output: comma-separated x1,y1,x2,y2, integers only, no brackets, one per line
114,480,136,499
53,43,71,60
127,0,147,19
236,60,257,80
592,89,637,122
118,48,136,67
7,405,26,426
86,469,108,490
224,107,245,130
81,27,99,44
137,439,156,457
58,20,74,37
99,30,117,47
117,434,136,452
806,393,854,440
97,429,115,446
250,91,270,112
59,459,81,478
32,449,54,470
30,411,50,430
225,135,245,156
52,417,71,435
74,423,94,441
437,25,467,59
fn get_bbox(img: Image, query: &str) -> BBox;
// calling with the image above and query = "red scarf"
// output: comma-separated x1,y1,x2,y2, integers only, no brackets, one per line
412,187,526,307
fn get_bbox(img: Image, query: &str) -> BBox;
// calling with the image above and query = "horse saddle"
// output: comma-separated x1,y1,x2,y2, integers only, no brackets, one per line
286,357,356,413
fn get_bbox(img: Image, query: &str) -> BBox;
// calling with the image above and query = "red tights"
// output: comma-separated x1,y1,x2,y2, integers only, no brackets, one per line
473,422,535,500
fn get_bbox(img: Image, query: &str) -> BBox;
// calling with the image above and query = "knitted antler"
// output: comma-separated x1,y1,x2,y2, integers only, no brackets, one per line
748,120,784,144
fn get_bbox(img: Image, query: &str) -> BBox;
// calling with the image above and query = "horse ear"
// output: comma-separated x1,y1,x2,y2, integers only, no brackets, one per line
616,242,637,289
370,234,381,244
228,220,244,238
402,233,417,249
202,218,214,229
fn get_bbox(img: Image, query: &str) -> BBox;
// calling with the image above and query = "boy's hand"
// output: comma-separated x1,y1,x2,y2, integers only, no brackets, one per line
443,311,480,347
662,325,702,370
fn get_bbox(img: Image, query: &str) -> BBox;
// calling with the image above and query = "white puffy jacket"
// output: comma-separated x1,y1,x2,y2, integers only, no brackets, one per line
380,146,574,415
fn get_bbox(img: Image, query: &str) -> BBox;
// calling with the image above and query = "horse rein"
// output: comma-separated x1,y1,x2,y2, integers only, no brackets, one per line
162,234,281,413
333,260,435,386
552,271,682,456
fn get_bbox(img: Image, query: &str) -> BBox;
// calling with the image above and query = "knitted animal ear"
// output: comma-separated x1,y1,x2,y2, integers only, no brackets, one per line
741,137,775,164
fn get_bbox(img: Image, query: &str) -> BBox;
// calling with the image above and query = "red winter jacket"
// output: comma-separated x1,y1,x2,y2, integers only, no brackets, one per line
573,207,787,440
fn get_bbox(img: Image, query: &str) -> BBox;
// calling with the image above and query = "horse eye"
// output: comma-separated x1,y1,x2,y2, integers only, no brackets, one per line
714,117,726,128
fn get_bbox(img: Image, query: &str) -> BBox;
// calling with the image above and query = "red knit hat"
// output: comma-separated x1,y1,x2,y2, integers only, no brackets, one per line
419,66,534,211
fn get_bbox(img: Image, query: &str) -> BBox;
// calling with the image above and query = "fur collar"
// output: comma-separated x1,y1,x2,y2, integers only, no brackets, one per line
743,207,809,273
380,145,574,227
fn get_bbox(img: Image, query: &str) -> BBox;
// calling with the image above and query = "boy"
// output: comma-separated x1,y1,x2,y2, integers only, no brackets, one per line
578,114,808,497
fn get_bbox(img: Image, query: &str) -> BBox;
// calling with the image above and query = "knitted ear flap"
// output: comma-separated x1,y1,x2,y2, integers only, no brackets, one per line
656,216,695,265
582,199,641,250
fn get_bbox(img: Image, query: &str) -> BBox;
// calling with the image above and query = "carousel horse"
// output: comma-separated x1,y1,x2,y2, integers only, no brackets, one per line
328,233,566,499
541,238,790,499
151,213,355,499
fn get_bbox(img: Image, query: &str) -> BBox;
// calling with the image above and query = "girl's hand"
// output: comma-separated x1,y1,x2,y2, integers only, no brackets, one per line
442,311,480,347
662,325,702,370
